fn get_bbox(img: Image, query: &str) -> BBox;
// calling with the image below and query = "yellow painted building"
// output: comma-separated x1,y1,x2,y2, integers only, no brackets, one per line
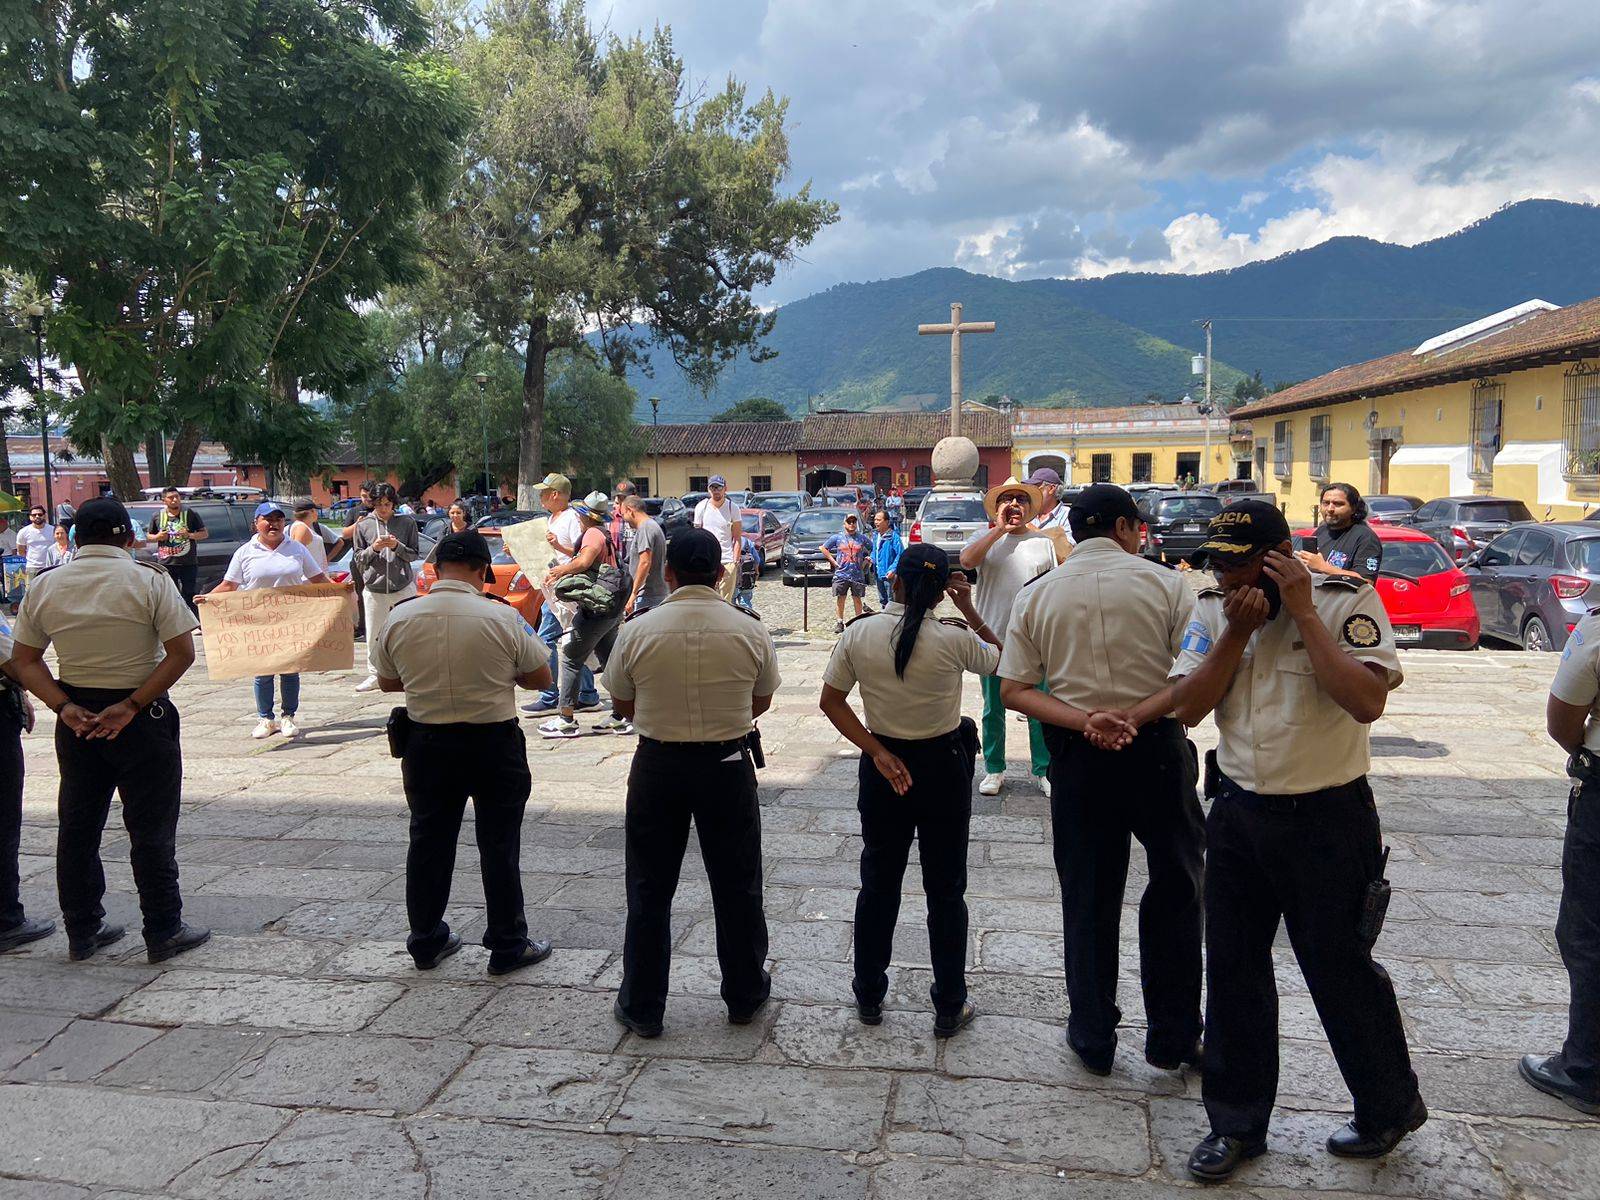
1011,404,1236,488
633,422,802,496
1232,298,1600,526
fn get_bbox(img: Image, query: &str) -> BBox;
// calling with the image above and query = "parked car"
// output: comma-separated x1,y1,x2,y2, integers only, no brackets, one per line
1139,491,1224,564
1206,478,1268,495
412,533,539,620
680,491,709,511
471,508,546,531
816,485,867,508
1460,522,1600,651
1365,494,1424,524
781,508,860,587
907,493,988,562
1296,523,1479,649
741,507,789,571
641,495,691,532
1409,496,1534,562
1126,483,1176,507
900,486,933,514
748,490,813,524
127,499,258,592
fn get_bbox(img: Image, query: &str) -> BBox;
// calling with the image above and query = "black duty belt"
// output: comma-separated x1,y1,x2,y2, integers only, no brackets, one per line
639,735,748,753
1213,769,1366,812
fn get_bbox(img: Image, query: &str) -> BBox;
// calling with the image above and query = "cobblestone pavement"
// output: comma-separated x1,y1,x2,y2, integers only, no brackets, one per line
1,598,1594,1198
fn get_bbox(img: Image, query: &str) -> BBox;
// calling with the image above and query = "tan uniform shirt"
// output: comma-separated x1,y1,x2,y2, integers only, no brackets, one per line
998,537,1194,710
823,603,1000,739
1549,611,1600,752
12,545,198,687
604,585,781,741
370,580,543,724
1169,576,1403,795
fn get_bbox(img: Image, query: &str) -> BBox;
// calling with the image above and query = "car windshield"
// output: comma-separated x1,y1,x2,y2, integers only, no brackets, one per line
1381,539,1454,577
1368,497,1413,512
1462,501,1533,523
1566,539,1600,574
791,511,855,536
473,510,544,528
919,500,988,523
641,499,664,514
753,494,801,510
1155,496,1223,521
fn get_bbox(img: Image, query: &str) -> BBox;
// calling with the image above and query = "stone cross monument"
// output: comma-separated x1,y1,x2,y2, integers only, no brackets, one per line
917,301,995,491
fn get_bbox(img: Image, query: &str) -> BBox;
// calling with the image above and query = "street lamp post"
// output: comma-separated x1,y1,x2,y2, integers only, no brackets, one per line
24,304,52,515
649,396,660,497
475,373,490,500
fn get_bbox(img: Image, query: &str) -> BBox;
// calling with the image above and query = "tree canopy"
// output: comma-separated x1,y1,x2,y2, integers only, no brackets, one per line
710,397,790,423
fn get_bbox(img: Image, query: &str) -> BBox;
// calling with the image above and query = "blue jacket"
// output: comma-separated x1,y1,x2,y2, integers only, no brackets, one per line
871,529,904,580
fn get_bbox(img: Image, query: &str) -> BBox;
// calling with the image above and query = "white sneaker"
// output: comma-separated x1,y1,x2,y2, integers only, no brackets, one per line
538,716,581,739
592,714,630,732
978,772,1004,796
251,718,279,740
354,675,379,693
279,717,301,739
1036,774,1051,798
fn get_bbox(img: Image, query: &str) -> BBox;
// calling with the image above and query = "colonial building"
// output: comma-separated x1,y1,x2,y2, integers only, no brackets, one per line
1231,297,1600,524
632,421,803,497
1011,404,1235,488
3,436,240,509
231,443,460,507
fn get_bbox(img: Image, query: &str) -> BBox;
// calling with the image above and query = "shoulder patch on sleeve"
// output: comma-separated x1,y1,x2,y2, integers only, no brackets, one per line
1180,618,1213,654
1342,613,1382,648
937,616,970,629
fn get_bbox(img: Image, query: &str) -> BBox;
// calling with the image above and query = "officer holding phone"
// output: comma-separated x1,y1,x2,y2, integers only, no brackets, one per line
1169,499,1424,1182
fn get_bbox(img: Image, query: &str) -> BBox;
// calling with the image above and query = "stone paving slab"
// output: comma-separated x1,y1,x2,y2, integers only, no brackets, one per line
0,623,1596,1197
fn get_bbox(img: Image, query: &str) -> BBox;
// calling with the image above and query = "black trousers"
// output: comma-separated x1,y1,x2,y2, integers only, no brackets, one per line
619,738,769,1022
166,561,199,615
1204,775,1419,1139
1045,718,1204,1063
56,686,184,944
1558,780,1600,1088
401,721,532,963
853,718,978,1017
0,713,24,930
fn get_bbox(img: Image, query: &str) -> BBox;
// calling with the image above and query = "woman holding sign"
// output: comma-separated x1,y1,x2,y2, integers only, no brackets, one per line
206,502,335,740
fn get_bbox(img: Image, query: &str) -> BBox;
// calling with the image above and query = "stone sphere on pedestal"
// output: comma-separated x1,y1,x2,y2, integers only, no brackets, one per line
931,435,979,491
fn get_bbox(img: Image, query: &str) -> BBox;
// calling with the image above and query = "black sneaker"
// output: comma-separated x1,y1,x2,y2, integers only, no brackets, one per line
521,698,560,716
0,916,54,953
487,938,553,977
146,923,211,964
1519,1053,1600,1114
68,922,126,961
933,1000,976,1038
412,931,463,971
613,999,663,1039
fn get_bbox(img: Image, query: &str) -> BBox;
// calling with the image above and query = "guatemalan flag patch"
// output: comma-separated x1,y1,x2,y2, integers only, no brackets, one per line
1180,619,1213,655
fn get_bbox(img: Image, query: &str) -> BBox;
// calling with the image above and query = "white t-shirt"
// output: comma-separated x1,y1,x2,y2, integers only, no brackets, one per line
223,537,323,591
17,523,55,570
289,520,329,570
966,529,1057,634
694,497,741,565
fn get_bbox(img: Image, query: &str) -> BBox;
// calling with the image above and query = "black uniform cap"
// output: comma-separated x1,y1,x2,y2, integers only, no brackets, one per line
894,542,950,585
1067,483,1139,540
1192,499,1292,565
73,497,132,539
666,527,722,576
433,530,494,566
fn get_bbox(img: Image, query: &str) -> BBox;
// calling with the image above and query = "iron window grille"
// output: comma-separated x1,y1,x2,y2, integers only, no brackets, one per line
1309,415,1332,480
1131,453,1152,483
1273,420,1292,478
1563,362,1600,476
1469,379,1503,480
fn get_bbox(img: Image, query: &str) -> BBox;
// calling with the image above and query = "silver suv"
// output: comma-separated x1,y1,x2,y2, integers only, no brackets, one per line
909,492,989,560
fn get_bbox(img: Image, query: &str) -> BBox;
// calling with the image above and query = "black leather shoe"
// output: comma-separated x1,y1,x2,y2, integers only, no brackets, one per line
1188,1133,1267,1181
1072,1042,1115,1076
727,970,772,1025
1519,1053,1600,1115
613,999,663,1039
1147,1037,1204,1071
413,932,463,971
146,924,210,964
68,922,126,961
486,938,553,977
1326,1094,1428,1158
0,916,54,953
857,1001,884,1026
933,1000,976,1038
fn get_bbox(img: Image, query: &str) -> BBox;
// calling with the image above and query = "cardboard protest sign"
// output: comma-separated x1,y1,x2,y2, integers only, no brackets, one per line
497,516,551,581
197,583,356,681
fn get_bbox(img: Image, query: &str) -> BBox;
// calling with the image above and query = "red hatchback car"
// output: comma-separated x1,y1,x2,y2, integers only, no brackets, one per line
1295,523,1479,650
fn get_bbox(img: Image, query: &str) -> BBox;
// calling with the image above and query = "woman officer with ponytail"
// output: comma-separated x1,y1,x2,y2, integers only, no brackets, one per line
819,543,1003,1038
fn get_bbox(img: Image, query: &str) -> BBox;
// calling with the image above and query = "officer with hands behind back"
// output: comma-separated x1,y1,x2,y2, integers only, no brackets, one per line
371,530,555,976
605,528,780,1039
6,498,210,963
1170,499,1424,1182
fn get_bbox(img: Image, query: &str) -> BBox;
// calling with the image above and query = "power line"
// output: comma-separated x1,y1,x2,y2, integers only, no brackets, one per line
1198,316,1468,322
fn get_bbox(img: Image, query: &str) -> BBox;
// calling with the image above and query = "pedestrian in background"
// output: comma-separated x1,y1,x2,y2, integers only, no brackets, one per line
822,511,872,632
539,493,626,738
43,525,73,568
151,485,209,614
288,498,334,574
692,475,744,602
732,532,760,611
620,496,668,617
870,509,903,609
1299,482,1383,583
17,506,54,584
351,483,420,693
523,473,602,718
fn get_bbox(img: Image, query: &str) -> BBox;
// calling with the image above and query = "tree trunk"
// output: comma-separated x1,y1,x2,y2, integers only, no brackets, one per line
164,421,205,488
516,312,549,508
399,462,456,497
0,419,12,493
101,438,143,499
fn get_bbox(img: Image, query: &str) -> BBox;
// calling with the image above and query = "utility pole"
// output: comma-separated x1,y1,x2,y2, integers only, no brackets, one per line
25,304,53,515
649,396,661,497
1201,319,1214,485
475,373,490,498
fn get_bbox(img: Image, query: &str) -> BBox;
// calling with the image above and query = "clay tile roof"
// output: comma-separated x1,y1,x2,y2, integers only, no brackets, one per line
798,410,1012,450
643,421,803,456
1234,295,1600,420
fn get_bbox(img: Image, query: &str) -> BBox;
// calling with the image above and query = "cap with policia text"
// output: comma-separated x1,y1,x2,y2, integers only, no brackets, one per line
1192,499,1293,565
433,530,494,566
72,497,133,539
666,527,722,576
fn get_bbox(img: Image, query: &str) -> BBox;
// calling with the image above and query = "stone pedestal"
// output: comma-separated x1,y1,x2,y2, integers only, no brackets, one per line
931,436,979,493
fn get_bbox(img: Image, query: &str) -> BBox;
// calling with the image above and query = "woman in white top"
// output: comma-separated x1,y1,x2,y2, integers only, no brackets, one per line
205,501,333,740
288,498,331,572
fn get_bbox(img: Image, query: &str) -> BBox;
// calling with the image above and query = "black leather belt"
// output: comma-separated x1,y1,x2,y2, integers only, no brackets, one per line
638,735,747,753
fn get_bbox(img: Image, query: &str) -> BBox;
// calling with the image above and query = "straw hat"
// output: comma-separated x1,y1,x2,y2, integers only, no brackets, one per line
983,476,1043,520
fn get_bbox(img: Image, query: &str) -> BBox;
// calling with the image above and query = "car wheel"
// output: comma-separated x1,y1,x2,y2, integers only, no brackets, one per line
1523,615,1554,652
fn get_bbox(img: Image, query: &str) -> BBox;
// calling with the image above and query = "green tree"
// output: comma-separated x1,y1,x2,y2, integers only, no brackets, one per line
1232,370,1267,405
427,0,836,505
0,0,469,494
710,396,789,423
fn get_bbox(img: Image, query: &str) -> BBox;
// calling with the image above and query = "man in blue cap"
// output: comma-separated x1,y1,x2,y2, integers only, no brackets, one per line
692,475,744,602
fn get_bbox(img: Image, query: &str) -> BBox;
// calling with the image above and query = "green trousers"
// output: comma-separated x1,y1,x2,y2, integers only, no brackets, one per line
980,674,1051,778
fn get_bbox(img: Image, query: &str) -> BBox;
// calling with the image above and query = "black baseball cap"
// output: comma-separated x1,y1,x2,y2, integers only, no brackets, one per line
666,527,722,576
894,542,950,584
73,497,132,539
1067,483,1139,541
433,530,494,566
1193,500,1292,565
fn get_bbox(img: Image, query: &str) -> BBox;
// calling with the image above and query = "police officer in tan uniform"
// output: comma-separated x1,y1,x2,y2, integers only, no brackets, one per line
1170,500,1424,1182
7,498,210,963
605,528,780,1038
998,483,1204,1077
820,543,995,1037
371,530,555,975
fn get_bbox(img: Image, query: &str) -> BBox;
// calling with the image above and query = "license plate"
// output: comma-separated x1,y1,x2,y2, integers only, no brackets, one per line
1182,523,1200,532
1394,625,1422,645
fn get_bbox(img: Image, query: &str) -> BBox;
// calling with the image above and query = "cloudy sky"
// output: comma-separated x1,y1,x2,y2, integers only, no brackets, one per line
587,0,1600,305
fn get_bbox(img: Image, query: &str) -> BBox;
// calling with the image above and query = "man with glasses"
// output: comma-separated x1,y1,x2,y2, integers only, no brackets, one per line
692,476,744,603
17,507,54,585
